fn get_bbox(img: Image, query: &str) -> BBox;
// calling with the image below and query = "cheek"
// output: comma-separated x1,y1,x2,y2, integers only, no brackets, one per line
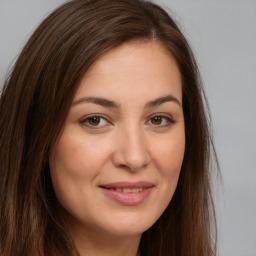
49,133,107,208
151,129,185,176
147,128,185,219
51,133,110,178
49,131,112,216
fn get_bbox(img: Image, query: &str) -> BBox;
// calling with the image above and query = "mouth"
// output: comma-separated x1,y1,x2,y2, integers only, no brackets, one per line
99,181,154,205
99,181,154,192
105,187,144,193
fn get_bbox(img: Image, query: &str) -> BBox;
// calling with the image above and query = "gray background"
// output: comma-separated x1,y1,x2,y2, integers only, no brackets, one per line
0,0,255,255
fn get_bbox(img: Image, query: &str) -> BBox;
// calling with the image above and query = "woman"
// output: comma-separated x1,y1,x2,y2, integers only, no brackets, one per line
0,0,218,255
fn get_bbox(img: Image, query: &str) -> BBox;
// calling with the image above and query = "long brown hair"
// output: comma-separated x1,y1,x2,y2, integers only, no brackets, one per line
0,0,218,255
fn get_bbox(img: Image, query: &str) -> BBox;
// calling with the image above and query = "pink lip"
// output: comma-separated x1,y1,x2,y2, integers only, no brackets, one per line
99,181,154,206
100,181,154,189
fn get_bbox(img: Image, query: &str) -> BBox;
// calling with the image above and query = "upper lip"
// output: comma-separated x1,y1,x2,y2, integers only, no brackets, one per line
99,181,155,189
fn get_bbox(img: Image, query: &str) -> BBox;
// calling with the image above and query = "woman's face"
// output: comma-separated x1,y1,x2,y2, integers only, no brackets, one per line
49,41,185,238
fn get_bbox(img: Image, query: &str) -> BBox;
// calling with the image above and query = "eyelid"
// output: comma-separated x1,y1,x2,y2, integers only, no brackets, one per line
79,113,175,129
79,114,112,129
147,113,175,127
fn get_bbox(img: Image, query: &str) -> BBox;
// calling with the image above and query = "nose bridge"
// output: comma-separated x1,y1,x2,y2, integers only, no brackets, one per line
113,122,150,171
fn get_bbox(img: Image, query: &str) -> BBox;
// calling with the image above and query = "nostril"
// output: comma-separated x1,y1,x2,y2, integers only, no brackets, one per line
119,164,132,171
111,133,150,171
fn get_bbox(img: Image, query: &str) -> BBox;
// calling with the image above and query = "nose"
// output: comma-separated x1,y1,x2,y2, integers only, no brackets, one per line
112,125,150,172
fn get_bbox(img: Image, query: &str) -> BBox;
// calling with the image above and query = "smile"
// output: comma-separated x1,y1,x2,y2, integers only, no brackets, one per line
99,181,154,205
111,188,144,193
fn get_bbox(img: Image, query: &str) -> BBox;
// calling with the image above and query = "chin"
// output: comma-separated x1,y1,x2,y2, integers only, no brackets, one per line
99,213,157,237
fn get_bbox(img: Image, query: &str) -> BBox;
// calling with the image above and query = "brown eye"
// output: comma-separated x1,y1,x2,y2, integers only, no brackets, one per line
151,116,163,125
80,115,109,128
88,116,101,126
148,115,175,127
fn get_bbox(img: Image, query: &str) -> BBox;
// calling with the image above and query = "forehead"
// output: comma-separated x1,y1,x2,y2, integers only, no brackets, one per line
74,41,182,104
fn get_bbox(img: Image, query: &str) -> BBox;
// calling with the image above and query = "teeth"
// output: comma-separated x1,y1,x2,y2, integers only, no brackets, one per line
123,188,132,193
115,187,143,193
132,188,143,192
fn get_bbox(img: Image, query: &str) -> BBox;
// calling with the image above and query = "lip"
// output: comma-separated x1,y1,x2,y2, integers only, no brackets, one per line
100,181,154,189
99,181,154,206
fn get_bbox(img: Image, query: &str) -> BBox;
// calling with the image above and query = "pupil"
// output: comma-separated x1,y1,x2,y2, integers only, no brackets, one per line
152,116,162,125
89,117,100,125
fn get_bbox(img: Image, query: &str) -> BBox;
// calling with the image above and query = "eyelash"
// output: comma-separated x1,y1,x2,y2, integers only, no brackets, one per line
148,114,175,127
79,115,111,129
79,114,175,129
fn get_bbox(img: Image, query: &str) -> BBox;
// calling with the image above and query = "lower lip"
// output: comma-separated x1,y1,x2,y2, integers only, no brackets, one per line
100,187,153,205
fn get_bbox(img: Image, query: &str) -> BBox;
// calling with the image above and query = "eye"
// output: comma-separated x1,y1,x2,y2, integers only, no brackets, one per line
148,114,175,127
80,115,110,128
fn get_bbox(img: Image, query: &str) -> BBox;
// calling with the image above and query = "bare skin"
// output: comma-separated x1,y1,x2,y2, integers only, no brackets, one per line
50,41,185,256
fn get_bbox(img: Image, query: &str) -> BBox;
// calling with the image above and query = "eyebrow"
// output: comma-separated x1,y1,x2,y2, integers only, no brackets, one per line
72,96,120,108
145,95,181,108
72,95,181,109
